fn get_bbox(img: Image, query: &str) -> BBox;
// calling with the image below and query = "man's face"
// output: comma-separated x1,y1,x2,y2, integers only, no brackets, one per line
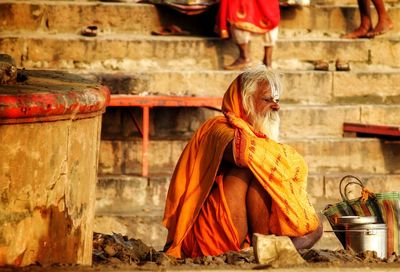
250,80,280,141
252,80,280,115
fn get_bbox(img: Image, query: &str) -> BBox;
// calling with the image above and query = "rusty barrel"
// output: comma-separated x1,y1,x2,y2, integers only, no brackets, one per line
0,70,110,266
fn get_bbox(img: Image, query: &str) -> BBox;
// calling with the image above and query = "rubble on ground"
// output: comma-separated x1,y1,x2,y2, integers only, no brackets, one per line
92,232,400,268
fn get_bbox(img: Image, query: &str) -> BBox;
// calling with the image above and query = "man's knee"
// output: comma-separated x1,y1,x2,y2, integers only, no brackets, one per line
224,167,254,187
291,219,324,250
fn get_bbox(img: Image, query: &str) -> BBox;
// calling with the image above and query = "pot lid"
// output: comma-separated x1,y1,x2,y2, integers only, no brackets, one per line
335,216,377,225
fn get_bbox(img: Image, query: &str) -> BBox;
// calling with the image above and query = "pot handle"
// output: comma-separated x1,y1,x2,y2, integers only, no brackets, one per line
339,175,365,202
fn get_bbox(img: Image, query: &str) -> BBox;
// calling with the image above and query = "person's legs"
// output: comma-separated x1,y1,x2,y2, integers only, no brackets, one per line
342,0,373,38
225,27,252,70
263,46,273,68
367,0,393,36
224,167,323,250
222,167,253,244
247,178,322,250
262,27,278,68
246,178,271,235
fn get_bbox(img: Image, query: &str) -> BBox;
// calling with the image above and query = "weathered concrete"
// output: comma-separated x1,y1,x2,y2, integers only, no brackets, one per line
1,34,399,70
0,117,102,266
0,70,109,266
96,175,169,214
1,2,399,34
333,71,400,103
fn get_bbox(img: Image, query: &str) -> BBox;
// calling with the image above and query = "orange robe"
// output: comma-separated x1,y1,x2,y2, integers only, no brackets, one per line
163,75,319,258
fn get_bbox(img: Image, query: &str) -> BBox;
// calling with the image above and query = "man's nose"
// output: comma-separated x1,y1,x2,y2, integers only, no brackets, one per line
271,102,280,111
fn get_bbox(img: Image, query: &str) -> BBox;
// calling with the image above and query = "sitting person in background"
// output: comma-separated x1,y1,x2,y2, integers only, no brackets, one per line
342,0,393,38
162,66,323,258
216,0,280,69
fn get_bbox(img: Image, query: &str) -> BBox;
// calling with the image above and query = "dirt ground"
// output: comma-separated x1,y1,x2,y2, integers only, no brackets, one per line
1,232,400,271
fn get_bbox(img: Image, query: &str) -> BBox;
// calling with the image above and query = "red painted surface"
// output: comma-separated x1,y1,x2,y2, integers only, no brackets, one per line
109,95,222,109
0,71,110,124
343,122,400,137
108,94,222,176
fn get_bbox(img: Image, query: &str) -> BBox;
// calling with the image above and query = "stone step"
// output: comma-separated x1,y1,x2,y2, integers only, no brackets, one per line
1,34,399,70
2,1,399,34
94,213,167,250
94,69,400,104
94,172,400,250
95,173,400,215
98,137,400,176
102,104,400,141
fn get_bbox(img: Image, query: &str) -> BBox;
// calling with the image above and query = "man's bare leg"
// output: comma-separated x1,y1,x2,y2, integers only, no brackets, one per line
246,178,271,236
367,0,393,37
263,46,273,69
222,167,253,244
224,43,251,70
342,0,373,38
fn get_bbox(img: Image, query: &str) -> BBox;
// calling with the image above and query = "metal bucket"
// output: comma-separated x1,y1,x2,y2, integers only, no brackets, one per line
333,216,387,259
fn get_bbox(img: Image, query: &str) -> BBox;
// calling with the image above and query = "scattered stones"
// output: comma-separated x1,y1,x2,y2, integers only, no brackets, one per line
92,232,400,268
92,232,166,265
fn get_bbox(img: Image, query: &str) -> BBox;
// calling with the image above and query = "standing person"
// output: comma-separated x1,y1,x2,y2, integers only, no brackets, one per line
342,0,393,38
162,66,322,258
216,0,280,70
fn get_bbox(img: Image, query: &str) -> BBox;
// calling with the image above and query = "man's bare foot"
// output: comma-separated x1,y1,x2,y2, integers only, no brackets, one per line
224,57,252,70
366,18,394,38
341,26,371,39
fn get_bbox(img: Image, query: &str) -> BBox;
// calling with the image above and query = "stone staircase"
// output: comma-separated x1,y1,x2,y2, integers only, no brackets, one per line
1,0,400,251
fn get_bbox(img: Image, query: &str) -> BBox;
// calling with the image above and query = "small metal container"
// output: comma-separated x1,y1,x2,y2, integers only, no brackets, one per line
334,216,387,259
345,223,387,259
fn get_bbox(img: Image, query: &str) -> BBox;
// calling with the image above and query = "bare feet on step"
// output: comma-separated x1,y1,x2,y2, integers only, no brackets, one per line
224,57,252,70
341,26,372,39
366,18,393,38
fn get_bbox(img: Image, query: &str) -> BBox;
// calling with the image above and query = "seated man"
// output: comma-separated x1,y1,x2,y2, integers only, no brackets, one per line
162,66,323,258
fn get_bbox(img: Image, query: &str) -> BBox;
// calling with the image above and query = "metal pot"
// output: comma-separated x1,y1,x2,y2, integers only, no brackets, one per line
333,216,387,259
345,223,387,259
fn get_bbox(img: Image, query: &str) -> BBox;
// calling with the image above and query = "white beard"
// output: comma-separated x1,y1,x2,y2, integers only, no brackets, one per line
252,110,280,142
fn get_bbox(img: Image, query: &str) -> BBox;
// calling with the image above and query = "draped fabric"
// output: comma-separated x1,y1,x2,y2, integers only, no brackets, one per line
145,0,218,15
163,75,319,258
217,0,280,38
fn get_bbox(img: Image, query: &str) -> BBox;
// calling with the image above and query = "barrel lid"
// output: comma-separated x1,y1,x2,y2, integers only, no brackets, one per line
335,216,377,225
0,69,110,124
